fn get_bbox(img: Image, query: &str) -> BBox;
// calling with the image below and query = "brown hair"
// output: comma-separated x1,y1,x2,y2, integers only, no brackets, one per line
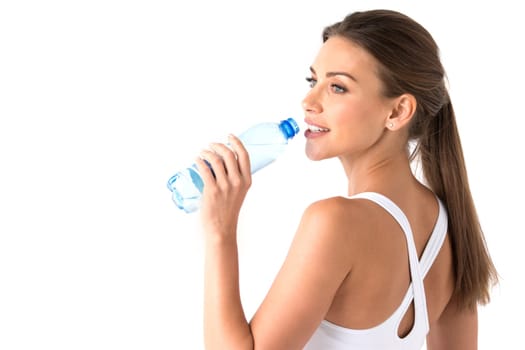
323,9,497,309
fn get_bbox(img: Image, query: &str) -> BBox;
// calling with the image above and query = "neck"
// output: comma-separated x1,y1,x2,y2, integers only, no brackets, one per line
340,145,417,197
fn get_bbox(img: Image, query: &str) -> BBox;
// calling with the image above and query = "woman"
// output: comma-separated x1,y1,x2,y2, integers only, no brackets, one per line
194,9,498,350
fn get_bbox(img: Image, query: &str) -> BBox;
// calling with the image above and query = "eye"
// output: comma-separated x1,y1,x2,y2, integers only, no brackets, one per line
305,77,317,88
331,84,347,93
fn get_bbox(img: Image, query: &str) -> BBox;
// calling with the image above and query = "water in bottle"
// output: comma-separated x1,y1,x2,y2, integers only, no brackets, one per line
167,118,300,213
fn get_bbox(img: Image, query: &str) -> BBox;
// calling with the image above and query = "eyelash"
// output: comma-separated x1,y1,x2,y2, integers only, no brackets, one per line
305,77,347,93
305,77,316,88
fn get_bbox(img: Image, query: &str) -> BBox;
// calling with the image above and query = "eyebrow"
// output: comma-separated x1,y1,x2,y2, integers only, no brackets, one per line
310,66,358,83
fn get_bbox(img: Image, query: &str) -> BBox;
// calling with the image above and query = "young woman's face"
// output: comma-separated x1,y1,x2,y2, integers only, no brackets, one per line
302,36,394,161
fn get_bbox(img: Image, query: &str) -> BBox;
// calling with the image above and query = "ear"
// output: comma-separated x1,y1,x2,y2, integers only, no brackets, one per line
385,94,417,131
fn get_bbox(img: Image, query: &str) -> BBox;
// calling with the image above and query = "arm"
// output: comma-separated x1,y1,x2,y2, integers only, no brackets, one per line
197,136,254,350
249,198,355,349
204,236,253,350
196,136,356,350
427,295,478,350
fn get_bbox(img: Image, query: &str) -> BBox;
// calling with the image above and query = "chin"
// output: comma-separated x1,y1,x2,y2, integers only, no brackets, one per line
305,146,327,161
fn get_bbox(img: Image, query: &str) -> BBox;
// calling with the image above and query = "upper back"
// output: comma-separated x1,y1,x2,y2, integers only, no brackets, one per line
304,190,454,349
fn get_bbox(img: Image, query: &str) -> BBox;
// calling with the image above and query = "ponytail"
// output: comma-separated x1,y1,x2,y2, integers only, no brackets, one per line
418,99,498,309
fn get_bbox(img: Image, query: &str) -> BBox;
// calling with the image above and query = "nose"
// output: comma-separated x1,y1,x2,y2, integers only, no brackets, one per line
302,88,322,114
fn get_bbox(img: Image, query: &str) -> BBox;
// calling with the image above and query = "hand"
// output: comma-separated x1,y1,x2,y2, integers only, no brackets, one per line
195,134,252,240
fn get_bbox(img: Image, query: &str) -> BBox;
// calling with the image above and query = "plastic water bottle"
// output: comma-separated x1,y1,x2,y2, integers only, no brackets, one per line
166,118,300,213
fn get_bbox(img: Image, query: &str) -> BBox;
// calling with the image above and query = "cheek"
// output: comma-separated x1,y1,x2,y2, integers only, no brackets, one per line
331,103,387,149
330,102,369,135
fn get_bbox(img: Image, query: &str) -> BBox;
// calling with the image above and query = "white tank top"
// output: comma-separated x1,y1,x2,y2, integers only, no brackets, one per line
303,192,448,350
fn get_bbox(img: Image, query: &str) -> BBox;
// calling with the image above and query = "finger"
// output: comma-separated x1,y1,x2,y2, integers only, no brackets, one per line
194,156,216,186
228,134,251,177
209,142,241,178
199,148,227,181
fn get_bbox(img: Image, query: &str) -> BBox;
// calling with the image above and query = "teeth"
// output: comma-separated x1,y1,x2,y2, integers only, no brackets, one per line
307,124,329,132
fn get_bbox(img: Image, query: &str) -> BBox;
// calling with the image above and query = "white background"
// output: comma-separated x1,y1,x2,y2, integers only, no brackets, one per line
1,1,523,349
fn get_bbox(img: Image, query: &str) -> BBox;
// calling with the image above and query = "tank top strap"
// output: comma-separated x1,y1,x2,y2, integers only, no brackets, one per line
348,192,448,277
419,197,448,278
348,192,430,333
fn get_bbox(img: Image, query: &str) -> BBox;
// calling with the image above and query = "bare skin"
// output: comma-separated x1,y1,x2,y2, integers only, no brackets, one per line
196,36,477,350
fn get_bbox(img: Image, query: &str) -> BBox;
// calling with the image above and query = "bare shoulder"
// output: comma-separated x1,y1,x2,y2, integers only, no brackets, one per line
302,196,371,224
297,196,377,251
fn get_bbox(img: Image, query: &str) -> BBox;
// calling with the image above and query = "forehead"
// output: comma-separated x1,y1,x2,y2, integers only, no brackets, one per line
312,36,380,79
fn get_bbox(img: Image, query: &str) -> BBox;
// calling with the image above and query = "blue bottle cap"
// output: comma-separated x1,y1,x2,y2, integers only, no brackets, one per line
279,118,300,139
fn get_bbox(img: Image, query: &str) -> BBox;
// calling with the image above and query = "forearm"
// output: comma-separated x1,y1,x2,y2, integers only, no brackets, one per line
204,237,253,350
